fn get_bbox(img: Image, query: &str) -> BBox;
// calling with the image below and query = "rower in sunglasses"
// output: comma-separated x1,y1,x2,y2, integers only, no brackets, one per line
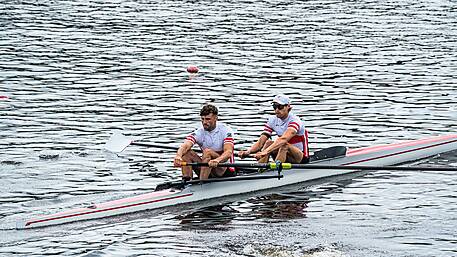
238,94,309,164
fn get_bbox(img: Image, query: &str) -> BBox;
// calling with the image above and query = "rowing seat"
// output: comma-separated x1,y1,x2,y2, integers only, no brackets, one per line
309,146,347,162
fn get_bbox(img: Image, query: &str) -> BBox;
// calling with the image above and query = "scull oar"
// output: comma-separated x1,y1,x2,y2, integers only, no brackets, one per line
104,131,248,153
104,131,189,153
182,162,457,172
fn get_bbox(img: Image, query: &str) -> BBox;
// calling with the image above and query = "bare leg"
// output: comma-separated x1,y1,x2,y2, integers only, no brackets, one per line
212,166,228,177
275,144,288,163
258,140,274,163
199,149,227,180
275,143,303,163
181,150,201,179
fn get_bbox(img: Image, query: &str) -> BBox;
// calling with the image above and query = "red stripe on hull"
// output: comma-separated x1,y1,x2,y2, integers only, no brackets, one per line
343,138,457,166
26,193,193,227
347,135,457,156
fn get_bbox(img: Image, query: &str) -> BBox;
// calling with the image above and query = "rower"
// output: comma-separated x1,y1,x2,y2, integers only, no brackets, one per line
174,104,236,180
238,94,309,164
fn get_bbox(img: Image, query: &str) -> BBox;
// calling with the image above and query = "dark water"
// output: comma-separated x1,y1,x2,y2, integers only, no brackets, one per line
1,0,456,256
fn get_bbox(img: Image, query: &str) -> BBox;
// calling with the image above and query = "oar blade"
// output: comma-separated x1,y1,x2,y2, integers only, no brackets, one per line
104,131,133,153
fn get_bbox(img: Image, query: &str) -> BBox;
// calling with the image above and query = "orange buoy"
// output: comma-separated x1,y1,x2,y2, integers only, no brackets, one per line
186,65,199,74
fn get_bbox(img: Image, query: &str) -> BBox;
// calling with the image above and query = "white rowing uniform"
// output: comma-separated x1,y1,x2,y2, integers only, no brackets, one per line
185,122,235,170
263,112,309,158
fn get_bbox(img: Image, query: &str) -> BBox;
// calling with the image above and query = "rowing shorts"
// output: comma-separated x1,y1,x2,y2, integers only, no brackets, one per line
301,156,310,164
192,166,236,178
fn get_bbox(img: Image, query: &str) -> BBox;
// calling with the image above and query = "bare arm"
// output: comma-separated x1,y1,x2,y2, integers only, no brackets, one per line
215,143,234,163
238,134,269,158
173,140,193,166
207,143,234,167
258,128,297,156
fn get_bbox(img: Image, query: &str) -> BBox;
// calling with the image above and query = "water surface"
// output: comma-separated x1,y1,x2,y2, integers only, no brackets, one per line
1,0,456,256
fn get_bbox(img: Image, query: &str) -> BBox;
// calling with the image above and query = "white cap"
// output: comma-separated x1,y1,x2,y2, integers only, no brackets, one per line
272,94,291,105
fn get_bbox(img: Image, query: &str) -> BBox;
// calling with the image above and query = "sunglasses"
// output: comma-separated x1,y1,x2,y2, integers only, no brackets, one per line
272,103,287,110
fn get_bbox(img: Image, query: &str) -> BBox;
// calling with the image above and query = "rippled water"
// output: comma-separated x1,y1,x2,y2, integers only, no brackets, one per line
1,0,456,256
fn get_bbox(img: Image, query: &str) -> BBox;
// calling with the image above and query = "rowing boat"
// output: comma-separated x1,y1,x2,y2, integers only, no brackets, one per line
17,134,457,229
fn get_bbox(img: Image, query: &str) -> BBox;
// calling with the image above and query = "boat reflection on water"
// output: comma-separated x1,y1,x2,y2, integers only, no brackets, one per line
174,205,237,230
174,177,361,229
242,193,310,220
174,193,310,229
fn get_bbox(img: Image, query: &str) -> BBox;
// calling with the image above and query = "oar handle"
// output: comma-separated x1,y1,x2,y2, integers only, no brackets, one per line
180,162,292,170
155,174,284,191
235,152,256,158
180,162,268,168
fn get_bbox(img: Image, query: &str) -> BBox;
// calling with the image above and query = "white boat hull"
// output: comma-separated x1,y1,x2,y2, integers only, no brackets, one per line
17,134,457,229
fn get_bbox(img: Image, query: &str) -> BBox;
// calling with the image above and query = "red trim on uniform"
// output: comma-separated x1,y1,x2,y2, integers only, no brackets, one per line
224,137,234,144
264,124,273,133
288,126,298,133
185,135,196,144
289,135,304,144
286,130,309,158
288,122,300,132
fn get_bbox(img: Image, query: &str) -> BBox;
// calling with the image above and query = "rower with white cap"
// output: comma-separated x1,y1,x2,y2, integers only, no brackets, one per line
238,94,309,164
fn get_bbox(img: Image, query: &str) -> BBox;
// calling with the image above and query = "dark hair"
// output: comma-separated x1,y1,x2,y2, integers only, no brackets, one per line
200,104,218,116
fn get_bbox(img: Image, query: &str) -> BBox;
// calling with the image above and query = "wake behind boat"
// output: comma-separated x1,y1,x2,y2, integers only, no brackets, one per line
17,134,457,229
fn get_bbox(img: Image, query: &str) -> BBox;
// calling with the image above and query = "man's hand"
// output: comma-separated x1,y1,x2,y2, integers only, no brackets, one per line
208,159,220,168
253,151,267,160
173,155,183,167
237,149,251,159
